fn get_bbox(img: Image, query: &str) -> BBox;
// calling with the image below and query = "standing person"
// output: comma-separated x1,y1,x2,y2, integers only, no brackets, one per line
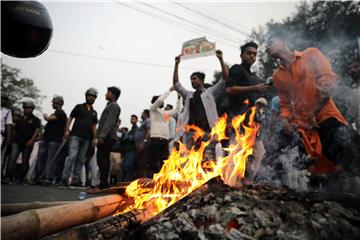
134,109,151,178
1,93,13,177
60,88,98,187
173,50,228,159
96,86,121,189
6,101,40,183
148,87,181,176
266,35,360,175
122,114,139,181
37,96,67,185
225,41,270,119
1,93,13,147
164,104,177,151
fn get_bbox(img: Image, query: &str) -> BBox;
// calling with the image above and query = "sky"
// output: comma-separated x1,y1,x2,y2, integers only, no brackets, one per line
2,0,299,129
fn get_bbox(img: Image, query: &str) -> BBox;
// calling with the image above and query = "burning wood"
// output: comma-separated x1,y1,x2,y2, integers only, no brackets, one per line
124,180,360,240
115,111,259,217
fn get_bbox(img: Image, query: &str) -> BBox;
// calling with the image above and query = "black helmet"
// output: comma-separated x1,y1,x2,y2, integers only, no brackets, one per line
52,95,64,106
85,87,98,97
23,100,35,108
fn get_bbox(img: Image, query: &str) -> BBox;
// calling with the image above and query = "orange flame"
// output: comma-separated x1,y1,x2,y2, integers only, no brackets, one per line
114,107,259,217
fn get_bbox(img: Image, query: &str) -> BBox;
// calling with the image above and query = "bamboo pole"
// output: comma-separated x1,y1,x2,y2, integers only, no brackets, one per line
1,201,76,216
1,194,125,240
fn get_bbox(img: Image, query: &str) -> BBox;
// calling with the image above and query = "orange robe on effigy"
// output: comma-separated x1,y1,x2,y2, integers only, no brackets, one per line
272,48,347,174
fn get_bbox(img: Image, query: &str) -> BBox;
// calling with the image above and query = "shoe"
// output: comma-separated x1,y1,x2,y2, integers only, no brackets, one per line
57,179,69,189
69,181,86,189
41,179,52,186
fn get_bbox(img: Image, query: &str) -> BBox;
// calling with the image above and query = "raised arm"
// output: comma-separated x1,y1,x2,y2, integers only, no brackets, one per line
173,55,181,86
150,87,173,112
216,50,229,80
173,55,190,99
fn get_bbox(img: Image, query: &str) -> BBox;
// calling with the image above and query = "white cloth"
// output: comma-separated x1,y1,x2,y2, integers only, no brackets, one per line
149,90,181,139
1,107,13,146
175,79,226,136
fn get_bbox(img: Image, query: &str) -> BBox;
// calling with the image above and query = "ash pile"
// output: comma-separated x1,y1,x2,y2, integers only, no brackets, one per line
121,179,360,240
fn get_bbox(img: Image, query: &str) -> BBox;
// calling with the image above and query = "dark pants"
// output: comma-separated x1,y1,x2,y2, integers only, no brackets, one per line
96,138,114,189
7,142,33,182
318,118,360,175
123,151,136,181
148,137,169,177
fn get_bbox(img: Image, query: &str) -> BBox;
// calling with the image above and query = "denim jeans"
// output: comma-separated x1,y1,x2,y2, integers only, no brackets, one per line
62,136,90,183
36,140,62,181
7,142,33,181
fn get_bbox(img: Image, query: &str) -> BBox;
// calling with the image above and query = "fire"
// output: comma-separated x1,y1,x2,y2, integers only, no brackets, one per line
114,107,259,216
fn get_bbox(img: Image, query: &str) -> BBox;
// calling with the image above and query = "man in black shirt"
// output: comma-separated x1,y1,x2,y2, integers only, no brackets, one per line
6,101,40,183
60,88,98,187
37,95,67,185
96,86,121,189
226,41,270,118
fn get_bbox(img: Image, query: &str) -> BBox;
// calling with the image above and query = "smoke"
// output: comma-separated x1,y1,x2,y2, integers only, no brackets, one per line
254,145,310,191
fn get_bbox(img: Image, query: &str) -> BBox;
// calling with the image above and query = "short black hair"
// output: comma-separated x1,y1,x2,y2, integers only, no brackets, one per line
143,109,150,117
151,95,160,104
107,86,121,100
131,114,138,119
190,72,205,81
240,41,258,54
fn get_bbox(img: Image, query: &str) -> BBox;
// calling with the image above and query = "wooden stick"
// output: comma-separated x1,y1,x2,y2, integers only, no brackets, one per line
1,201,76,216
1,194,126,240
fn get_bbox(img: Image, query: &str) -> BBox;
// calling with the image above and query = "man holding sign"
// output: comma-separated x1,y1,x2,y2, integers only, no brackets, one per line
172,49,228,160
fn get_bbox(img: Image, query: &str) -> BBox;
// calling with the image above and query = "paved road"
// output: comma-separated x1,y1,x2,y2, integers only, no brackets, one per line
1,183,107,203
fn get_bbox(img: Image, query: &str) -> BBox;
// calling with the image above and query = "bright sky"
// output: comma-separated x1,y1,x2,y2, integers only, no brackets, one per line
2,0,298,128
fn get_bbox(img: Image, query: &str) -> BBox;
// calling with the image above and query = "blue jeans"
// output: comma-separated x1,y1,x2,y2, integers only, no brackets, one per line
36,140,62,181
7,142,33,182
62,136,89,182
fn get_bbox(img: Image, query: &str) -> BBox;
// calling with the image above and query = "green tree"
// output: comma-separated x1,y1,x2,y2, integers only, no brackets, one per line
251,1,360,84
1,63,45,111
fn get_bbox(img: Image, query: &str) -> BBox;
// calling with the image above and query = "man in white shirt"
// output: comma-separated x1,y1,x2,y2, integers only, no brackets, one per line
148,87,181,176
172,50,228,160
1,93,13,147
1,93,13,178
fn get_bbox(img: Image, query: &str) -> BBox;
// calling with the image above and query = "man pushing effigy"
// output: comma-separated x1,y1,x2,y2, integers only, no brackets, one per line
265,35,360,177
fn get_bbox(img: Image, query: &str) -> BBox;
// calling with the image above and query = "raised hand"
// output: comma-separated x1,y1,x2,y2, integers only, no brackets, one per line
215,49,223,59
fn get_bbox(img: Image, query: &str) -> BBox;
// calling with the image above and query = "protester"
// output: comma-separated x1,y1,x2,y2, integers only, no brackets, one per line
1,92,13,178
1,93,13,148
96,86,121,189
37,96,67,185
225,41,270,119
60,88,98,187
172,50,228,161
266,35,360,176
122,114,139,181
6,101,40,183
148,87,181,176
134,109,151,177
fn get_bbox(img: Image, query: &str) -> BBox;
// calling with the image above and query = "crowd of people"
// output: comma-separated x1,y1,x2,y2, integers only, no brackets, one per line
1,36,360,191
